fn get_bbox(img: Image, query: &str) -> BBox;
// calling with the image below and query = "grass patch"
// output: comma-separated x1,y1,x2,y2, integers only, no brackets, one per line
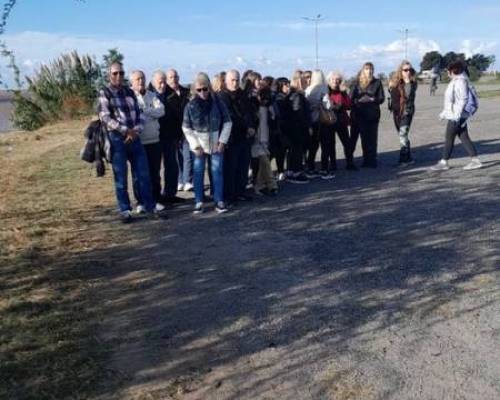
478,89,500,98
0,121,128,399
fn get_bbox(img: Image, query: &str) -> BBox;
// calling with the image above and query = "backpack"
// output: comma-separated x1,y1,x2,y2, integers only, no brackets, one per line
464,83,479,117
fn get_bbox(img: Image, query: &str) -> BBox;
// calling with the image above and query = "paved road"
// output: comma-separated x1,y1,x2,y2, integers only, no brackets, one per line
54,85,500,399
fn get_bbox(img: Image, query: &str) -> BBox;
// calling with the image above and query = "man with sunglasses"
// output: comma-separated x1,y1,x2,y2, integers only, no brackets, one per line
98,62,156,223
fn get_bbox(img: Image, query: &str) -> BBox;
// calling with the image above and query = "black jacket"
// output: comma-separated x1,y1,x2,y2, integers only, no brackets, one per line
149,84,189,142
388,81,417,117
218,88,257,144
350,78,385,122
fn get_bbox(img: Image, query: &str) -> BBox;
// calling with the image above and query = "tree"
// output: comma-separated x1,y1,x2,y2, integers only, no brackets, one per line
101,48,124,83
467,54,495,72
441,51,466,69
420,51,442,72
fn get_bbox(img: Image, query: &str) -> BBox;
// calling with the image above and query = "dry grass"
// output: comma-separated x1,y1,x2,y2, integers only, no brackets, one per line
0,120,131,399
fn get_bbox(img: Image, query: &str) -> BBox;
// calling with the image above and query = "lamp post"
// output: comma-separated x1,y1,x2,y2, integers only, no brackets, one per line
398,28,410,60
302,14,324,69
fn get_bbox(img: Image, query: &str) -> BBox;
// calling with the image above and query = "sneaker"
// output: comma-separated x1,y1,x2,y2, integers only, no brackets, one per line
193,202,204,214
215,202,228,214
288,173,309,184
463,158,482,170
177,183,185,191
120,210,133,224
305,170,320,179
430,160,450,171
155,203,165,212
320,171,335,180
278,172,286,182
135,204,146,214
183,182,194,191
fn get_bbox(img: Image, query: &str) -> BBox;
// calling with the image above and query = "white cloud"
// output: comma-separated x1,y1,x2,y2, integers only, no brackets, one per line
460,39,497,58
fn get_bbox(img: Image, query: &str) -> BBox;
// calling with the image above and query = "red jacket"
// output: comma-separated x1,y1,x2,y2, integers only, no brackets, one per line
329,89,352,127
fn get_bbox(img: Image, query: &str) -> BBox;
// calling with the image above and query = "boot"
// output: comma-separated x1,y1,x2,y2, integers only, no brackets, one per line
406,141,414,164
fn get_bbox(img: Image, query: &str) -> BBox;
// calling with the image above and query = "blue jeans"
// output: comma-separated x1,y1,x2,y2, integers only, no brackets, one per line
161,139,179,199
109,132,155,213
193,152,224,204
177,139,193,185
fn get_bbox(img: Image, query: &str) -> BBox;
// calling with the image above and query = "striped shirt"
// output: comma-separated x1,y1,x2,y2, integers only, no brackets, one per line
97,85,144,134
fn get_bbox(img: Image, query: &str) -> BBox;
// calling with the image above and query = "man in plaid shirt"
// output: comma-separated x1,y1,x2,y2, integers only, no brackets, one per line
98,62,158,222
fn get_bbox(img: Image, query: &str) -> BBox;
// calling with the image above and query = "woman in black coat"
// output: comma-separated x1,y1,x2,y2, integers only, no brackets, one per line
350,62,385,168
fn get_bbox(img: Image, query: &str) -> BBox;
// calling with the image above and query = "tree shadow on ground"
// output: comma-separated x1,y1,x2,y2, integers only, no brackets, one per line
2,138,499,399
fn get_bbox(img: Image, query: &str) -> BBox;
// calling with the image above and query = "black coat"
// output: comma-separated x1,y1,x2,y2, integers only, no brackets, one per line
388,81,417,117
218,88,257,144
350,78,385,123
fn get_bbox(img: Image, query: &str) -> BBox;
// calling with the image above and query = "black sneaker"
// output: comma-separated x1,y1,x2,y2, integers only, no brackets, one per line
288,173,309,184
215,202,228,214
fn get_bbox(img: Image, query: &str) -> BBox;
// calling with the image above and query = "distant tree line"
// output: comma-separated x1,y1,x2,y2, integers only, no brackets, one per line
420,51,496,81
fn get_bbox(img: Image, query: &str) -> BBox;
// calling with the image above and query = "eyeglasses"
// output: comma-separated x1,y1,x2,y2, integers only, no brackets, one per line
196,87,209,93
402,69,411,72
111,71,125,76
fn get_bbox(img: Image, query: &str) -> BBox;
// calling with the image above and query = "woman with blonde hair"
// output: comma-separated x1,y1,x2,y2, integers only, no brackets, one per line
304,69,328,177
388,60,418,165
182,72,233,214
350,62,385,168
212,71,226,93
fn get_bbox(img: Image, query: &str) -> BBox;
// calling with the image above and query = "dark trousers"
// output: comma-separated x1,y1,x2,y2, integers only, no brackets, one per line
134,142,162,205
269,134,287,174
443,120,477,160
161,139,179,199
351,119,379,166
224,140,251,200
320,123,352,171
288,138,305,173
306,123,321,171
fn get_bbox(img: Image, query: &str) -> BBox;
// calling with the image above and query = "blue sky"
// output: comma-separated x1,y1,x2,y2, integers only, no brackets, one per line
1,0,499,86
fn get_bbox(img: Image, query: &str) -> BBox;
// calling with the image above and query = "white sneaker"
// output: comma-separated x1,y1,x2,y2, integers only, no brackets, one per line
193,202,204,214
463,158,482,170
278,172,286,181
155,203,165,212
135,204,146,214
183,182,194,191
177,183,185,191
430,160,450,171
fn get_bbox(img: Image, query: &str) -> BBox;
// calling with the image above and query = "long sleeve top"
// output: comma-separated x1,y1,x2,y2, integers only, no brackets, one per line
440,73,468,121
97,85,143,135
134,89,165,145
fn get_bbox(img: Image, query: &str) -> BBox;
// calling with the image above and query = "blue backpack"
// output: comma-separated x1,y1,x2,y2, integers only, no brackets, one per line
464,83,479,117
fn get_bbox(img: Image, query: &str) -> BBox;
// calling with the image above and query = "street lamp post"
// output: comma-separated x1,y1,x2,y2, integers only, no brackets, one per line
398,28,410,60
302,14,324,69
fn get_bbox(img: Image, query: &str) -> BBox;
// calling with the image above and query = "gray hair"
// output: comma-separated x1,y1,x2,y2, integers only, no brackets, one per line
130,70,145,80
152,70,166,80
190,72,213,97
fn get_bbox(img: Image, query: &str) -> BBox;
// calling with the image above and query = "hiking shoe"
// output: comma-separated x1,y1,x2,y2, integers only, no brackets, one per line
305,170,320,179
193,202,204,214
463,158,482,170
120,210,133,224
320,171,335,180
288,173,309,184
135,204,146,214
430,160,450,171
215,202,228,214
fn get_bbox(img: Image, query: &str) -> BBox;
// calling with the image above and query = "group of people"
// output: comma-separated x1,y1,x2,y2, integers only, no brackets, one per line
97,59,483,222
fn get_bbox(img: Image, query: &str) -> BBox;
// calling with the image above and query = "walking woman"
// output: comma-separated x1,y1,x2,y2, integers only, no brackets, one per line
182,73,233,214
304,69,329,177
431,60,482,171
325,71,356,173
350,62,385,168
388,61,418,165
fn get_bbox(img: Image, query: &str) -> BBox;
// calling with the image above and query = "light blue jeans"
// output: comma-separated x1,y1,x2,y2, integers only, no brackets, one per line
193,152,224,204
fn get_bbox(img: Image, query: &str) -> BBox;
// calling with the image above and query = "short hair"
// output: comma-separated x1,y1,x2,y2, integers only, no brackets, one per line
108,61,123,74
130,70,145,79
447,60,465,75
190,72,212,97
152,70,166,80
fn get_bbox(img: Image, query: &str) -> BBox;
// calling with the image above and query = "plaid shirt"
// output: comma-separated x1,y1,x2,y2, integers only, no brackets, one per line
98,85,144,134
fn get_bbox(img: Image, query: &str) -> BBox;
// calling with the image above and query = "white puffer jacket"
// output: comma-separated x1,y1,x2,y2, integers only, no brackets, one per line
439,73,469,122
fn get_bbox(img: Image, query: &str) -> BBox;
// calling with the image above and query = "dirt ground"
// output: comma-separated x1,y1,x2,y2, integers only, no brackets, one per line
80,84,500,400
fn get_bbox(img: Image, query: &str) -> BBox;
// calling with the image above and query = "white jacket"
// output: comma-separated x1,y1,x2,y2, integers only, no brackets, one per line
135,90,165,144
440,73,469,122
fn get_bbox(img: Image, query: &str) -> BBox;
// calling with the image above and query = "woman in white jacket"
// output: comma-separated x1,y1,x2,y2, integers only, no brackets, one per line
431,61,482,171
182,73,232,214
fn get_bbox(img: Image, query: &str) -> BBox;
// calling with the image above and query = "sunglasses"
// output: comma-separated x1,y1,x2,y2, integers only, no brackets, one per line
196,87,209,93
111,71,125,76
402,68,411,72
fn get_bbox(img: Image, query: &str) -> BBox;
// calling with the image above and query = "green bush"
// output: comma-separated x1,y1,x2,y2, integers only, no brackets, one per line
12,51,102,131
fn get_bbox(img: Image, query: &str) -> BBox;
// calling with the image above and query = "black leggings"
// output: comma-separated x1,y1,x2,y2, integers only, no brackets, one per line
320,123,351,171
306,122,321,171
443,120,477,160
